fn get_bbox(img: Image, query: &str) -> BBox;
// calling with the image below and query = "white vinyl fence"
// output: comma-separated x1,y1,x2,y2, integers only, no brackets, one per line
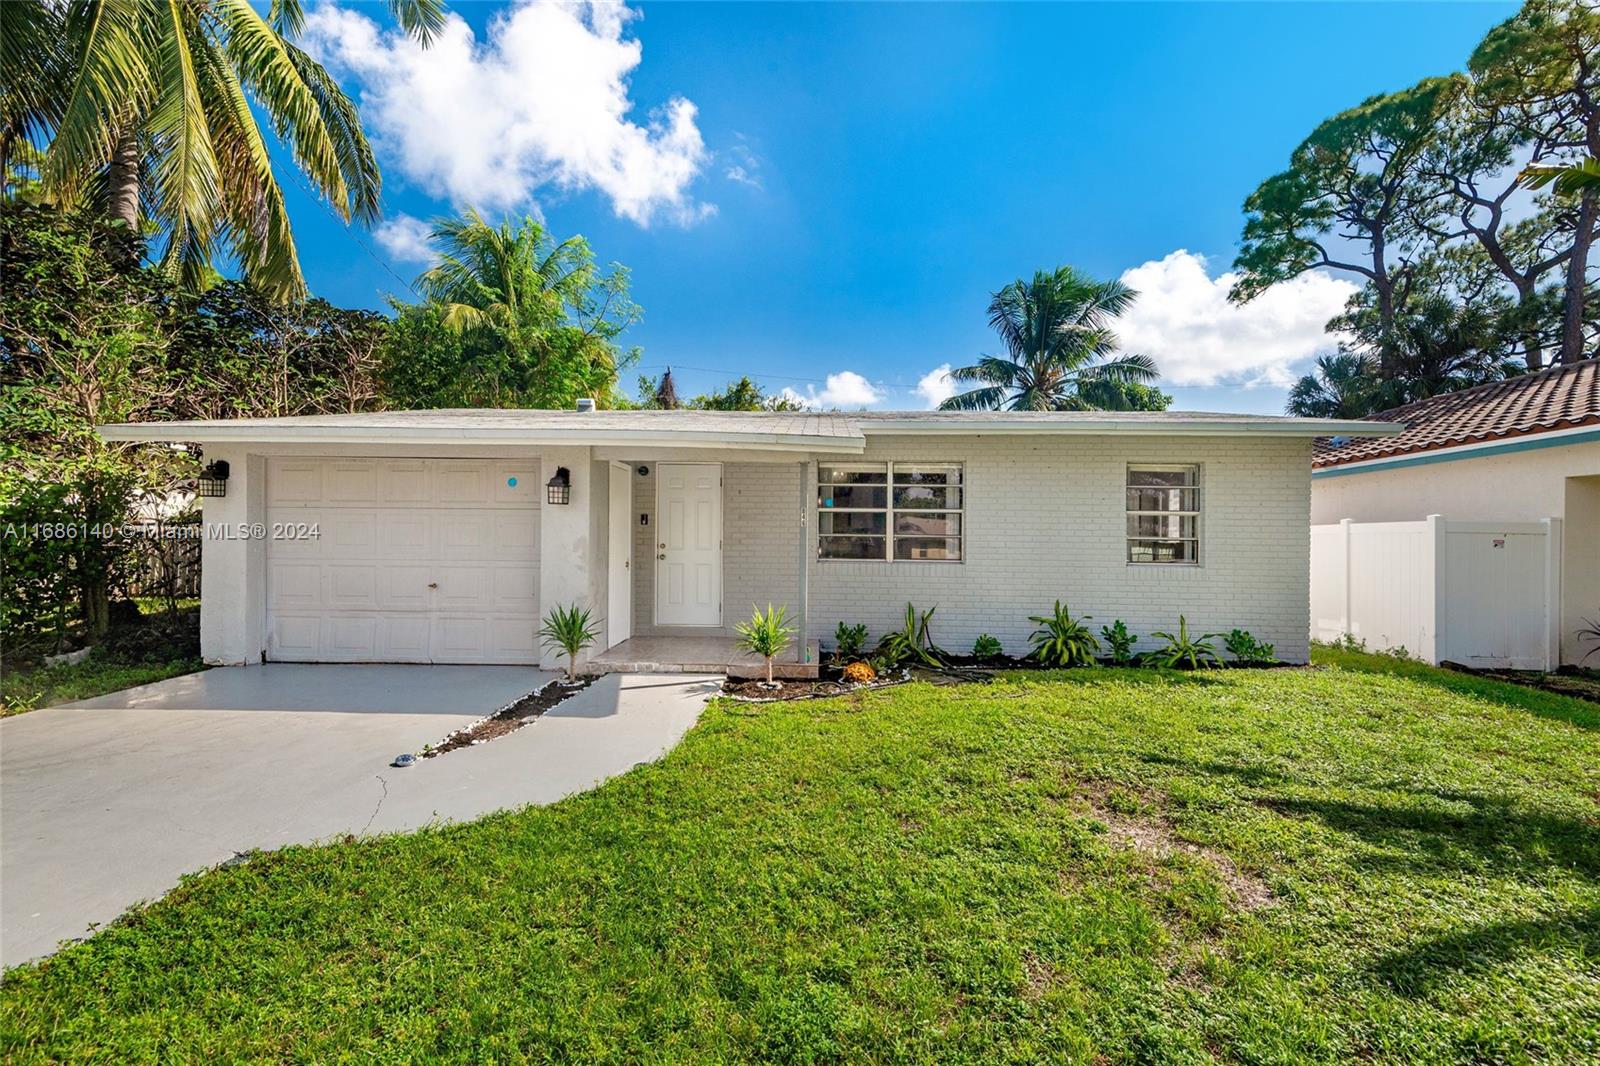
1311,515,1563,671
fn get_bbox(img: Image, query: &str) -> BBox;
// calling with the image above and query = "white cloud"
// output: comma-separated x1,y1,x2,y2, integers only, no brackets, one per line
372,213,436,264
305,1,711,226
776,371,884,410
915,363,956,409
1115,250,1356,387
722,140,763,189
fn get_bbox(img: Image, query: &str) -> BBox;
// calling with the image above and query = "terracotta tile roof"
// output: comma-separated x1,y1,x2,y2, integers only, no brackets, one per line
1313,357,1600,468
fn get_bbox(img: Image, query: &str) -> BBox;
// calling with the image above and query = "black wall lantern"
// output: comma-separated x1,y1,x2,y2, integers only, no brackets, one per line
546,466,571,505
197,459,230,498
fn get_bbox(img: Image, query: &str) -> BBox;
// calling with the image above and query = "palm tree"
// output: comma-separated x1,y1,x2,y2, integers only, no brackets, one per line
416,209,639,408
940,267,1159,411
27,0,443,299
1520,156,1600,197
1286,352,1381,418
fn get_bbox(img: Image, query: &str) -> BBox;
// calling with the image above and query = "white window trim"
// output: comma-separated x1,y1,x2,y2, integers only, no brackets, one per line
817,461,964,563
1126,463,1201,566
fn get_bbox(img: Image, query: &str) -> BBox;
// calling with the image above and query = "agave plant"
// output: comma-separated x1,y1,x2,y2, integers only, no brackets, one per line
1578,614,1600,664
875,603,944,668
735,603,795,687
538,602,601,682
1028,601,1099,667
1145,616,1225,669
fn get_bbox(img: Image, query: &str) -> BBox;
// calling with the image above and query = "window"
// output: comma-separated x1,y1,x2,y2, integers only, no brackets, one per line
1126,465,1199,564
818,463,963,561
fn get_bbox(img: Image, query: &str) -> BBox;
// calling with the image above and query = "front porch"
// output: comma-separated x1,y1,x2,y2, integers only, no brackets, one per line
589,635,822,679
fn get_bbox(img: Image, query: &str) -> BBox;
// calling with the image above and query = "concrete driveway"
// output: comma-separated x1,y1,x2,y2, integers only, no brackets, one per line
1,665,716,969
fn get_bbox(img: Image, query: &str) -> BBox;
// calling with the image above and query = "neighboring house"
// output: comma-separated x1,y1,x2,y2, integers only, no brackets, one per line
1311,358,1599,668
99,409,1396,673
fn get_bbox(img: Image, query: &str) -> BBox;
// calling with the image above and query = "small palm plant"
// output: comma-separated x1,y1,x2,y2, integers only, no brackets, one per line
1145,616,1225,669
736,603,795,687
1028,601,1100,667
539,603,601,682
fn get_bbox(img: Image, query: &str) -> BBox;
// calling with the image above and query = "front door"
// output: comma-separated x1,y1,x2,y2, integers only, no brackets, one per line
655,462,722,626
607,461,632,647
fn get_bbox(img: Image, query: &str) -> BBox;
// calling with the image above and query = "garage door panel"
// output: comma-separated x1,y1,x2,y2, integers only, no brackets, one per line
438,513,493,560
492,565,537,610
269,564,322,610
380,461,430,503
324,462,378,503
380,617,431,661
438,463,490,505
326,565,377,609
379,566,434,610
268,458,539,664
270,615,321,659
269,461,323,505
379,514,432,559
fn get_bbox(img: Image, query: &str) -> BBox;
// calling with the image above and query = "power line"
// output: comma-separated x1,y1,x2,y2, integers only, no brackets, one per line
270,156,421,300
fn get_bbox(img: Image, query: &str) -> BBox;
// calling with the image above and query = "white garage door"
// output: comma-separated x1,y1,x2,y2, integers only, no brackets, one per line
266,458,540,664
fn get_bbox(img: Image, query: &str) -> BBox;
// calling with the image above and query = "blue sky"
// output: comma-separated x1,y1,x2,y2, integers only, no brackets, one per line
284,1,1517,413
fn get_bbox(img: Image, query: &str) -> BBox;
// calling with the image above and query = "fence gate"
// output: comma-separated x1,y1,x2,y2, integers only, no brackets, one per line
1310,515,1561,671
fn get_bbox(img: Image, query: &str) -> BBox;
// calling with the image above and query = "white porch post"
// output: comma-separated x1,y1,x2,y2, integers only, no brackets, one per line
797,460,811,663
537,445,599,671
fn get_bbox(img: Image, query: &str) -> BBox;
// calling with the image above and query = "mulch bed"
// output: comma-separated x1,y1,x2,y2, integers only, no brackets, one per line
1442,661,1600,705
721,666,912,702
422,677,595,757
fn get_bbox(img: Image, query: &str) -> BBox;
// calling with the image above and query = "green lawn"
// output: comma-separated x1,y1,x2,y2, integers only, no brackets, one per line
1,657,204,715
3,650,1597,1063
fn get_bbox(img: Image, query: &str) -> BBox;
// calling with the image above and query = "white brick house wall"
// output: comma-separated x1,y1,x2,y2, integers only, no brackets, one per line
805,434,1312,663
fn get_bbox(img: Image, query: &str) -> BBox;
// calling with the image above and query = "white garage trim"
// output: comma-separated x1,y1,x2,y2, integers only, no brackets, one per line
265,458,541,664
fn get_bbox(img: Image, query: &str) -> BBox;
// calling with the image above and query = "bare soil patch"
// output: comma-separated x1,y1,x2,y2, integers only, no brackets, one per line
1077,778,1272,910
1442,661,1600,705
422,678,594,758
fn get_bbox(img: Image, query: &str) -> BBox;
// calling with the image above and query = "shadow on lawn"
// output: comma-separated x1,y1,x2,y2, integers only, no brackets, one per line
1368,902,1600,997
1259,788,1600,879
1319,649,1600,732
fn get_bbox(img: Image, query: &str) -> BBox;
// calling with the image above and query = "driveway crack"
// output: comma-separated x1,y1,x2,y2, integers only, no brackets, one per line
362,774,389,835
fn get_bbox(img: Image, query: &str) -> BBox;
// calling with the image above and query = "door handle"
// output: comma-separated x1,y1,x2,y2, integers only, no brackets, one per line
427,582,438,589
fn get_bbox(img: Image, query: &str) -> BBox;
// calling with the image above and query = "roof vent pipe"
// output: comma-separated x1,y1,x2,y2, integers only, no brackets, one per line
574,397,596,412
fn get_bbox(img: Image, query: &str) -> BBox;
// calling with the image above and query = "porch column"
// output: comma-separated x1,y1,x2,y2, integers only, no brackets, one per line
537,446,598,671
199,449,266,665
797,460,812,663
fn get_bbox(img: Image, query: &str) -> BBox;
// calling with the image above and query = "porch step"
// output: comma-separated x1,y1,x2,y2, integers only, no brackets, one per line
589,639,820,679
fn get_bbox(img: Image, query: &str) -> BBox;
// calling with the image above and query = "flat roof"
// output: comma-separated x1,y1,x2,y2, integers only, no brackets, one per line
97,407,1402,452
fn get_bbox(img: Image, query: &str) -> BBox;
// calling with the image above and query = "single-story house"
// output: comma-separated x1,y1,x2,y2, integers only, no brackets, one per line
99,409,1397,673
1312,358,1599,667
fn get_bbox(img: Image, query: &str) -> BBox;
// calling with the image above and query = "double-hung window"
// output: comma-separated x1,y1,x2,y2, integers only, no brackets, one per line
818,463,963,561
1126,465,1200,564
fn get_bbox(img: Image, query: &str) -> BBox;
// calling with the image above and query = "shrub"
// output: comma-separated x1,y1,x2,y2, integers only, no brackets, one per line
1145,616,1224,669
538,603,601,681
1224,629,1276,664
972,634,1003,659
1027,601,1099,667
875,603,944,668
1579,615,1600,664
735,603,796,686
1100,620,1138,665
833,621,869,661
96,607,200,664
841,661,876,684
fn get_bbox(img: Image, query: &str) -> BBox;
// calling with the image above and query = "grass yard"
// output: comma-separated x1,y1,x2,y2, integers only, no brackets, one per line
2,649,1597,1063
1,657,204,716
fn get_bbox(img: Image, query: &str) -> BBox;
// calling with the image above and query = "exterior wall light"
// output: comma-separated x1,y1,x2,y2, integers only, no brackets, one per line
197,460,230,498
546,466,571,505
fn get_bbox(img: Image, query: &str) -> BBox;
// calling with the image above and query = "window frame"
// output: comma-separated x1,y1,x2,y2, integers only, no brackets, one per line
816,461,965,563
1125,463,1201,566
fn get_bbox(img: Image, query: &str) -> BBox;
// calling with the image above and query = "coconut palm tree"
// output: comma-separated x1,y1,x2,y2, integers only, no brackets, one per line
29,0,443,299
1520,156,1600,197
940,267,1159,411
415,209,639,408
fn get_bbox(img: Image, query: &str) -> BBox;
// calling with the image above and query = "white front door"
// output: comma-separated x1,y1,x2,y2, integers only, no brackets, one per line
655,462,721,626
607,461,633,647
